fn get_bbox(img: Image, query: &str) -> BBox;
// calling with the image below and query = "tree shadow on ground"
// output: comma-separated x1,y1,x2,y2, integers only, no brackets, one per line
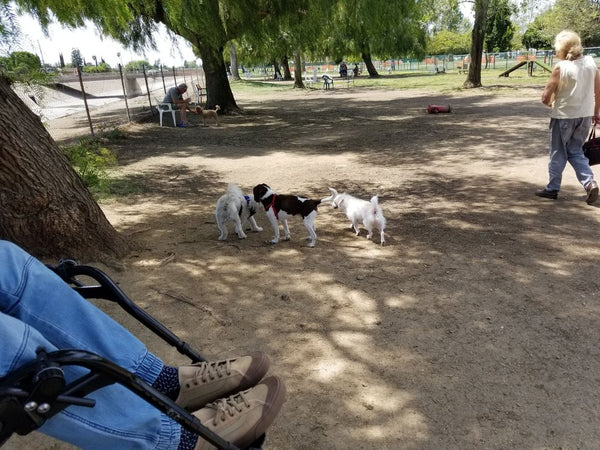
109,90,548,173
100,163,600,449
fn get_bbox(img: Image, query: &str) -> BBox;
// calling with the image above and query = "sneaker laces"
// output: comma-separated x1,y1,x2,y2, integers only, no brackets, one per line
193,359,232,385
210,391,251,426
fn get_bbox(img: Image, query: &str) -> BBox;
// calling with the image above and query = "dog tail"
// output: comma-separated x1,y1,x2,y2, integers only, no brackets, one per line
226,182,243,196
370,195,386,227
321,187,337,203
215,105,221,112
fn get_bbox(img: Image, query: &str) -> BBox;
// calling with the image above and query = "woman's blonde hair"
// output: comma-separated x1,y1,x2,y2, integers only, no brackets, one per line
554,30,583,61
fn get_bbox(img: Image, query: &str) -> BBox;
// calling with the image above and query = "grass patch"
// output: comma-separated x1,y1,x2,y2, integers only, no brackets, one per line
62,127,145,200
231,67,549,96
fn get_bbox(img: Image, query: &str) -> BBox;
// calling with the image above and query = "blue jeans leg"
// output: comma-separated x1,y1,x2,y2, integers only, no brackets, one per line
547,118,594,191
0,240,180,449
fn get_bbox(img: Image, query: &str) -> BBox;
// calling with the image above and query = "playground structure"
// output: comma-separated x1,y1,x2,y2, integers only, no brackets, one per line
498,58,552,77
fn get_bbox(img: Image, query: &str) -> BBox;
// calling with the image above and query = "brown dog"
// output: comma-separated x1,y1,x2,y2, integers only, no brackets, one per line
195,105,220,126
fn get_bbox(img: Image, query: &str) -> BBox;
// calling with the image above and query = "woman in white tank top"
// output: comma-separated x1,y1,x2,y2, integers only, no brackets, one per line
536,30,600,204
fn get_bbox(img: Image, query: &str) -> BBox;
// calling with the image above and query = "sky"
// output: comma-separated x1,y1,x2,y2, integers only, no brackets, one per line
14,12,199,68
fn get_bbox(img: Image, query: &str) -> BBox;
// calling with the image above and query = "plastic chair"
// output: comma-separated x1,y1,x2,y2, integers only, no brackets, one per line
155,97,179,126
0,260,267,450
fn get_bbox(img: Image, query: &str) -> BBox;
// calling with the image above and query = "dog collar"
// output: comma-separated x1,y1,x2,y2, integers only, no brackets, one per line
264,194,278,219
244,195,256,216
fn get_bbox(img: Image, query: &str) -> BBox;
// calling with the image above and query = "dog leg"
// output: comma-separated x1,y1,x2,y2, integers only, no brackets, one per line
352,220,360,236
281,219,291,241
266,211,280,244
233,215,247,239
218,227,228,240
303,214,317,247
248,217,263,232
380,228,385,245
216,216,229,240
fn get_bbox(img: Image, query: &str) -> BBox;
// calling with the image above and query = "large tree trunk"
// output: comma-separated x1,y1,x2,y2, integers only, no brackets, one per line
293,50,304,88
0,76,127,261
228,42,240,81
271,59,282,79
464,0,489,88
281,56,292,81
361,52,380,77
197,43,240,113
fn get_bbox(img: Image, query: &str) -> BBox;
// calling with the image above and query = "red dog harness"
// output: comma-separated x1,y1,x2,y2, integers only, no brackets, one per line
264,194,279,219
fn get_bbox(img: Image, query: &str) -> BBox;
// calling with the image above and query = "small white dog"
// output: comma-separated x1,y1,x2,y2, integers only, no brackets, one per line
215,183,263,240
327,187,386,245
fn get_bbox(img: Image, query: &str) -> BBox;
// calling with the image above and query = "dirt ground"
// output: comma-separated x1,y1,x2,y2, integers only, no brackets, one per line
8,79,600,450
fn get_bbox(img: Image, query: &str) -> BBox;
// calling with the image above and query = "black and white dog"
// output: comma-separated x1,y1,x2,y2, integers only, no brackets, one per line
215,183,262,240
253,183,324,247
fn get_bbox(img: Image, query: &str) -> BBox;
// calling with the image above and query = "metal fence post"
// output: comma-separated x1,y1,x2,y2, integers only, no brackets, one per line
118,64,131,122
76,65,94,137
142,65,152,110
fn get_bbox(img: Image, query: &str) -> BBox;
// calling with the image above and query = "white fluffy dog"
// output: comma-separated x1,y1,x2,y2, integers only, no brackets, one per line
327,187,386,245
215,183,263,240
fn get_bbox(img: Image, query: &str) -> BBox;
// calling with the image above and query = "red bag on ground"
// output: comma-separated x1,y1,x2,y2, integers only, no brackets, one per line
427,105,451,114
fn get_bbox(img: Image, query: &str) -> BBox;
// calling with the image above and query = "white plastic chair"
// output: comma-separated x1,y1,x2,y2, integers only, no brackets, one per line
155,97,179,127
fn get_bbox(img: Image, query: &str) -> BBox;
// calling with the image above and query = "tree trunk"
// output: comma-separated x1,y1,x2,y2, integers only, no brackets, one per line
271,59,282,79
293,50,304,88
198,43,240,113
228,42,240,81
281,56,292,80
0,76,127,261
361,52,380,77
464,0,489,88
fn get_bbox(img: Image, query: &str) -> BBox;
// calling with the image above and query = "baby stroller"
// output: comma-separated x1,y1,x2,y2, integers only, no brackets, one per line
0,259,266,450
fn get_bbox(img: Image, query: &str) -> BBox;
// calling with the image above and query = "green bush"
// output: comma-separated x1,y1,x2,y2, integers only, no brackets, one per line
82,62,113,73
62,136,118,194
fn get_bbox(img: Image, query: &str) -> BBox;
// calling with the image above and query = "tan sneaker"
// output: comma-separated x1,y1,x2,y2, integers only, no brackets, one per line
176,352,270,411
193,375,286,450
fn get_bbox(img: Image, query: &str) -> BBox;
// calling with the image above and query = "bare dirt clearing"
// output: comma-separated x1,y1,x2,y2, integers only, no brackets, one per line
8,82,600,450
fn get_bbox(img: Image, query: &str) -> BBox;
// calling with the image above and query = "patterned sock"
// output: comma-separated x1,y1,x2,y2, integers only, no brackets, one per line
177,426,199,450
151,365,180,400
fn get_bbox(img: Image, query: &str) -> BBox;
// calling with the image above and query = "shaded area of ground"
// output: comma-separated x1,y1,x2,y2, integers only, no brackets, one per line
7,83,600,450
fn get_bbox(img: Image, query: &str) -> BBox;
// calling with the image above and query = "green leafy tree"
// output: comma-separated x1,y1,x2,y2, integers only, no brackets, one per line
328,0,427,77
422,0,470,34
485,0,515,53
522,14,554,49
522,0,600,48
82,62,112,73
234,0,336,87
7,0,298,112
71,48,83,67
427,30,471,55
124,59,151,71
